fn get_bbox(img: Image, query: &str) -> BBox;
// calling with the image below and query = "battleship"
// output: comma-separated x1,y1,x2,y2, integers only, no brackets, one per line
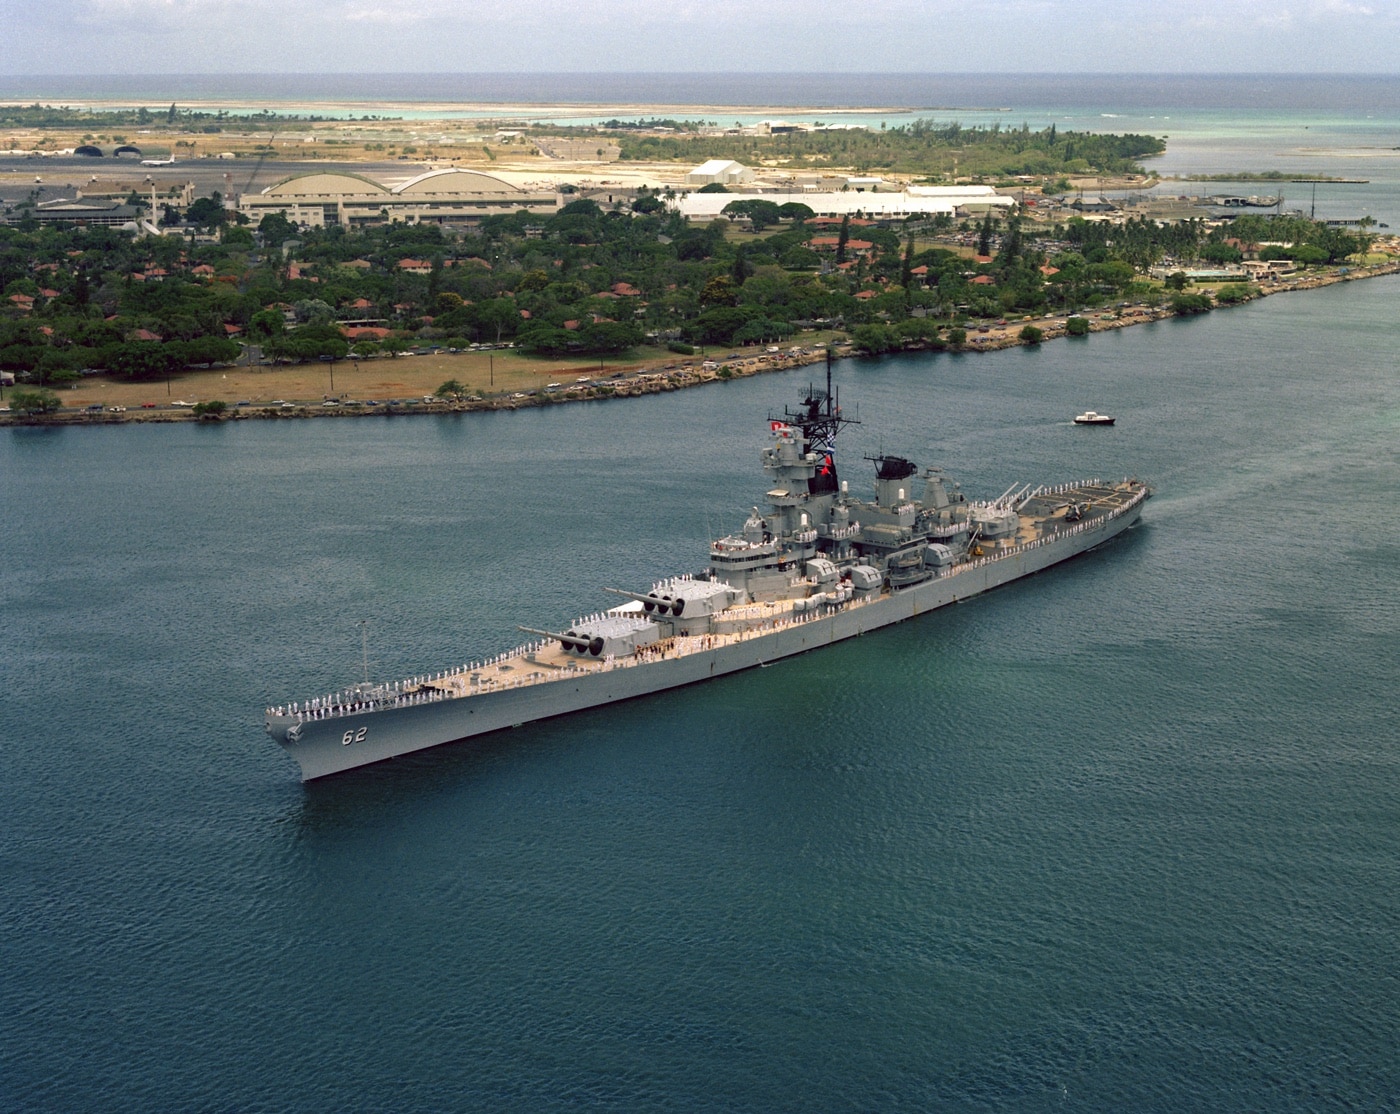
265,381,1150,780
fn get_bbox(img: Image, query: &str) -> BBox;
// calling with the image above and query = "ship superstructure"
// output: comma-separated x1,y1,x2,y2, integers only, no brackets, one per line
265,382,1149,780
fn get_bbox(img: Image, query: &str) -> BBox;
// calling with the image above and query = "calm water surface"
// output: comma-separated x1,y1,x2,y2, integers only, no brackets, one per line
3,277,1399,1109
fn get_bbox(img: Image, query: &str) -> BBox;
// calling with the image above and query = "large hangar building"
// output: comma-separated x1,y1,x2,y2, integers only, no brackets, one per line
239,168,559,228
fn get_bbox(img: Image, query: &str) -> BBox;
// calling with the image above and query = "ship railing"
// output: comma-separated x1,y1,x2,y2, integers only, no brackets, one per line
270,487,1152,720
950,481,1146,574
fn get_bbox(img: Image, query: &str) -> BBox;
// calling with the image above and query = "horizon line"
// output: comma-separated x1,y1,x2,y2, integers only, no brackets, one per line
5,70,1400,79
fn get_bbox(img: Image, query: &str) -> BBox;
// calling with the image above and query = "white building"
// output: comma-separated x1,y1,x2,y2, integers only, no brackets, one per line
685,160,755,187
674,189,1015,221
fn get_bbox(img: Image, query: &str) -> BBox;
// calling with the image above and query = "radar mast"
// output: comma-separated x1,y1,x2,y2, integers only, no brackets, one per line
772,359,858,495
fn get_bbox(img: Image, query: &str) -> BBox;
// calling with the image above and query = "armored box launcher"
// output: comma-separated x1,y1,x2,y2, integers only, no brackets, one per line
266,386,1149,780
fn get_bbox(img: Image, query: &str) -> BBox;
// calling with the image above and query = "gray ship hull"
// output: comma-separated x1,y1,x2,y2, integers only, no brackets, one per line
267,493,1144,781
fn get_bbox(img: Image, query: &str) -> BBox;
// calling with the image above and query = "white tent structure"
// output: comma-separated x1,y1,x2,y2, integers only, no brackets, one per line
685,160,755,187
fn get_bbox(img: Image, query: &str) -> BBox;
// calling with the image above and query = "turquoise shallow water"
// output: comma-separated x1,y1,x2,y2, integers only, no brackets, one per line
6,72,1398,223
2,276,1398,1109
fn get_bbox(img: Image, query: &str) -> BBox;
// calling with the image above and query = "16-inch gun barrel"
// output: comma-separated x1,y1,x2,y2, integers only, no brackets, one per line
603,587,686,616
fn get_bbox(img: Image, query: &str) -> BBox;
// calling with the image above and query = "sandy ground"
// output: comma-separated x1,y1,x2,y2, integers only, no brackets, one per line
19,345,717,410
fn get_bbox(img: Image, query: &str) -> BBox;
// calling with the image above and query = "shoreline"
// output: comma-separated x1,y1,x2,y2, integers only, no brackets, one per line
0,97,933,120
5,259,1397,428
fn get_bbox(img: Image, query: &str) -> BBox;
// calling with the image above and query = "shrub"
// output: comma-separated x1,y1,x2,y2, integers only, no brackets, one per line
192,400,227,419
1170,293,1213,315
666,341,695,356
1214,283,1256,305
850,324,901,355
9,387,61,415
1019,324,1044,344
1065,316,1091,336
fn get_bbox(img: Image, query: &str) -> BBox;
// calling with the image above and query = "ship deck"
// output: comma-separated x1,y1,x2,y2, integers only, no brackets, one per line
267,480,1147,727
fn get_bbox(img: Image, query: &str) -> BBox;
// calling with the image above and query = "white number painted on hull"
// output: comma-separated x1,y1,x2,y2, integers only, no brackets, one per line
342,726,368,746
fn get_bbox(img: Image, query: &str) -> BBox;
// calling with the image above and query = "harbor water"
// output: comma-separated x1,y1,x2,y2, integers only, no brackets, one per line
3,272,1398,1109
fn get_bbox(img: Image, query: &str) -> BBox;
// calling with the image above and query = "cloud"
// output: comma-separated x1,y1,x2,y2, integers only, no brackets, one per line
1309,0,1375,13
343,6,430,23
6,0,1400,74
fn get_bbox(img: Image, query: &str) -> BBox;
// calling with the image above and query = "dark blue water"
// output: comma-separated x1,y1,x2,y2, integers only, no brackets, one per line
3,277,1400,1110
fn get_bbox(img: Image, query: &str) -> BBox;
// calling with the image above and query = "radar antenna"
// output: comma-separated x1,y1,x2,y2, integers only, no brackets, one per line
772,354,856,450
770,358,859,495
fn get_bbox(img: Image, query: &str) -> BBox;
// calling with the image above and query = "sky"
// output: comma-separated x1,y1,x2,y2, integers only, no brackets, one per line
3,0,1398,76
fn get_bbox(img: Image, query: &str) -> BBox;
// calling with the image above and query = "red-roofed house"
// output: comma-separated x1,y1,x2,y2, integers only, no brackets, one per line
611,282,642,297
133,328,163,341
809,237,875,255
396,259,432,274
342,326,391,341
970,274,996,286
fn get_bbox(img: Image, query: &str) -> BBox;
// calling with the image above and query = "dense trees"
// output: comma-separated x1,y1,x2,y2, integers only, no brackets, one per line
596,120,1165,178
9,387,62,415
0,176,1375,394
185,193,228,227
721,199,783,231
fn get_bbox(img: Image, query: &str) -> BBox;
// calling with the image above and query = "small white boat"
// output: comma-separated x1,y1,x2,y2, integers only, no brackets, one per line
1074,411,1115,426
